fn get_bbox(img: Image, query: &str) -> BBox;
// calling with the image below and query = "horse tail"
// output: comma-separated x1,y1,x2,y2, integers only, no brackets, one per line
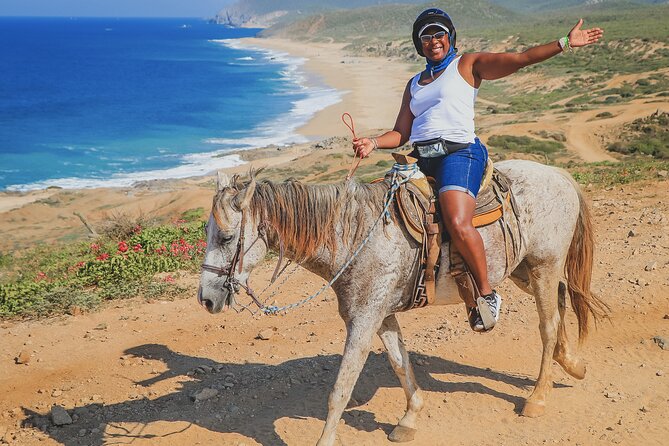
564,180,610,343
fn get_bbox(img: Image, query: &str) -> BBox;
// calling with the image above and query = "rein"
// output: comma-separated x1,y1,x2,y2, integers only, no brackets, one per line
342,112,362,181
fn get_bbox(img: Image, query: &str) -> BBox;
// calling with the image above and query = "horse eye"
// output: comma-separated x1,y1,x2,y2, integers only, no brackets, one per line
220,233,234,243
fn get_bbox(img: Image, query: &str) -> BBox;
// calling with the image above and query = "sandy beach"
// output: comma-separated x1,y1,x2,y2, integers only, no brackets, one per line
239,37,417,138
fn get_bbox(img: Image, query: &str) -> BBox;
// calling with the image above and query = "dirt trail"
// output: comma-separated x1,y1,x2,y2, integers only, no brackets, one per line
478,97,669,164
476,69,669,164
565,100,669,163
1,181,668,446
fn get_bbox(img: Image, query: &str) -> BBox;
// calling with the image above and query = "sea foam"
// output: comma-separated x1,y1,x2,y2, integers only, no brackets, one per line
209,39,342,149
6,153,244,191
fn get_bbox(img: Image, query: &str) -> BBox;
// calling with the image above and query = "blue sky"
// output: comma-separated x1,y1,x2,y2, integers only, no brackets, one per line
0,0,234,17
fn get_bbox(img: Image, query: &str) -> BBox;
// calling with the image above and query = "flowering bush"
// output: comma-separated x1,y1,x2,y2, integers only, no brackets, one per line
0,220,206,318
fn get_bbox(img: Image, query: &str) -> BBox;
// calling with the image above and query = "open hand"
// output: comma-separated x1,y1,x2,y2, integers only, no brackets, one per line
352,137,376,159
568,19,603,48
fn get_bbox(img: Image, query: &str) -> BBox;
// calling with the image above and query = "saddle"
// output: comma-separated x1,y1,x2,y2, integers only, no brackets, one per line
387,152,522,313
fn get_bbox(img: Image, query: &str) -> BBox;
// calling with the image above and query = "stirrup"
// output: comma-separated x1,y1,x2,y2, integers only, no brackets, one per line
476,292,501,331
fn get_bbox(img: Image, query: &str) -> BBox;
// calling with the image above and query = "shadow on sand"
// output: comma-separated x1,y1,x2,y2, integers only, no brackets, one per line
22,344,568,445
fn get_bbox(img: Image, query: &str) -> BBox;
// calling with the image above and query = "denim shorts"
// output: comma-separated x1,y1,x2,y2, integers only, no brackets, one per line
414,138,488,198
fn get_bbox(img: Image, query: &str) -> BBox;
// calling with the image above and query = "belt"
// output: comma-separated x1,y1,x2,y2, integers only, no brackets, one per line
412,138,471,158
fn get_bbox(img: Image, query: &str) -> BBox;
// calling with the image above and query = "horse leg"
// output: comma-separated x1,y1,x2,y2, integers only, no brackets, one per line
377,314,424,443
522,266,561,418
553,281,586,379
317,316,383,446
511,263,586,380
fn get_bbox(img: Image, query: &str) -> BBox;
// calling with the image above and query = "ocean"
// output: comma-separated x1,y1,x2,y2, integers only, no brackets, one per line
0,17,341,191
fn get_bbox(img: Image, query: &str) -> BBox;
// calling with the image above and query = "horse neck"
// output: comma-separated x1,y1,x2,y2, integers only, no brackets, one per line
251,181,385,278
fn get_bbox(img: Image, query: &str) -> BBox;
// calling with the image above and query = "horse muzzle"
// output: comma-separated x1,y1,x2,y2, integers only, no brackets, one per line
197,285,231,314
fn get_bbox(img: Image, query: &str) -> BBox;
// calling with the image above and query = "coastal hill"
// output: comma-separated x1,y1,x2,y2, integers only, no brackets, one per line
215,0,668,27
214,0,427,27
259,0,669,131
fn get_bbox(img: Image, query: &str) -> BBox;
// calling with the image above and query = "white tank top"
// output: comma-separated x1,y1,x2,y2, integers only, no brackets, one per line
409,56,478,145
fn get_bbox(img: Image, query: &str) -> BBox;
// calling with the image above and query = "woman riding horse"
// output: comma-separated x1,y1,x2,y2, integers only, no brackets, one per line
199,9,609,445
352,8,603,332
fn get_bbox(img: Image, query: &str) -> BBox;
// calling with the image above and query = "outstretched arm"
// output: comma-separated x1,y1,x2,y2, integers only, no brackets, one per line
464,19,603,85
352,80,414,158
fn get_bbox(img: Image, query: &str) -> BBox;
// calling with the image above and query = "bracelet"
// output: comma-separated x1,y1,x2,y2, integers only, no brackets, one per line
558,36,572,53
371,137,379,150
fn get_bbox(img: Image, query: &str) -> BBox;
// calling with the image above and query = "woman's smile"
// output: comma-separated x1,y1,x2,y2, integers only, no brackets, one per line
425,42,446,60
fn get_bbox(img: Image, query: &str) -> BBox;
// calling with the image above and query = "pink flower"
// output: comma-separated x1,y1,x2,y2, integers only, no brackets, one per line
132,225,142,234
90,243,100,252
96,253,110,261
163,275,175,283
118,241,129,253
35,271,47,282
133,243,143,253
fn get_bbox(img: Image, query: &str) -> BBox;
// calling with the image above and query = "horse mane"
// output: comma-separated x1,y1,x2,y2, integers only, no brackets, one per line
249,178,388,262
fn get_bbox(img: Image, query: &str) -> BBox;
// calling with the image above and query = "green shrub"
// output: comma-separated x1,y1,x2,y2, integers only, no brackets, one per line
0,220,207,318
487,135,565,155
607,112,669,159
567,160,669,186
180,207,205,223
100,212,156,241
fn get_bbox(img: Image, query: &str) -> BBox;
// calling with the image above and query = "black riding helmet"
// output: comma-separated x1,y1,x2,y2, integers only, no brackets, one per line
412,8,457,57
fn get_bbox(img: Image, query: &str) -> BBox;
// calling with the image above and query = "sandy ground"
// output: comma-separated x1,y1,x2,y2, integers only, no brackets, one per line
1,38,669,446
1,180,668,446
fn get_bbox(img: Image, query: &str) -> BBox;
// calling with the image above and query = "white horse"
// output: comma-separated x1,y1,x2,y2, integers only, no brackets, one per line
197,160,608,445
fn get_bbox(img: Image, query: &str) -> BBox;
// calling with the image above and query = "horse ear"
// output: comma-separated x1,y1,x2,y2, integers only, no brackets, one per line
217,172,230,191
233,176,256,211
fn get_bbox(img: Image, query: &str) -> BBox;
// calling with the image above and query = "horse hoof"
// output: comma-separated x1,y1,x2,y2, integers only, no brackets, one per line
521,401,546,418
388,425,416,443
565,361,586,380
555,355,587,380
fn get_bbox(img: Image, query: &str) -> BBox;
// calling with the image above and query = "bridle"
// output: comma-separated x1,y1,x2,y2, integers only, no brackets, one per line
200,208,285,310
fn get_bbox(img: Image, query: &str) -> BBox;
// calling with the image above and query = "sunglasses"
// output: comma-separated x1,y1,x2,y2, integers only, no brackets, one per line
420,31,447,43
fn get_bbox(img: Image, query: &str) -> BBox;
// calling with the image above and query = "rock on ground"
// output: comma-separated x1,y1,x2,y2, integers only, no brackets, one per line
50,406,72,426
191,388,219,403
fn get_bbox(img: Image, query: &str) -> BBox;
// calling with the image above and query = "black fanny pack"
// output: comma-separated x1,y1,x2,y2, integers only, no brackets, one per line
412,138,471,158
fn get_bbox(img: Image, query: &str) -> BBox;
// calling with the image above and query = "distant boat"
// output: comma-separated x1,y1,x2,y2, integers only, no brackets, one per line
180,24,192,29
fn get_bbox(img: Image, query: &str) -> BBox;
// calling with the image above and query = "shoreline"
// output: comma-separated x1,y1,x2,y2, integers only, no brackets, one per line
239,38,416,139
1,38,414,196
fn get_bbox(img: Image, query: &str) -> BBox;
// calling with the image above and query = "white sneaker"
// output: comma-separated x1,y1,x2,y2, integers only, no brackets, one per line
474,291,502,332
